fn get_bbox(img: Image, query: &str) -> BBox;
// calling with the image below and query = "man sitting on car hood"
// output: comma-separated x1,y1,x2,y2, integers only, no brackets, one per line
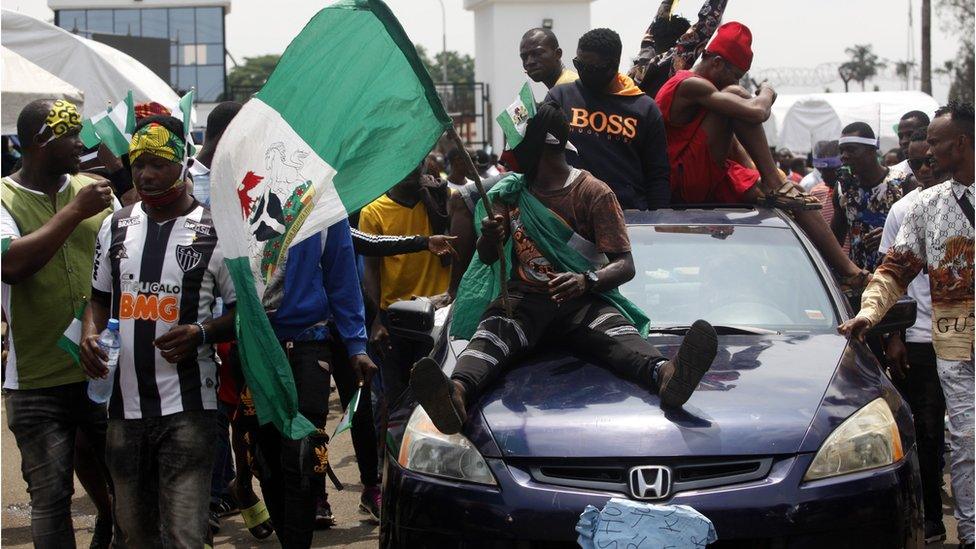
409,101,718,435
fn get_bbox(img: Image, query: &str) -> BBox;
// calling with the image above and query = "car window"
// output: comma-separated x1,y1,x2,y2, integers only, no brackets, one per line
620,225,838,332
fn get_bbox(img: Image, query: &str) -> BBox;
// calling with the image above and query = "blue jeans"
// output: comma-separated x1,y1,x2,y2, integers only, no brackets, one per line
106,410,217,549
3,382,108,549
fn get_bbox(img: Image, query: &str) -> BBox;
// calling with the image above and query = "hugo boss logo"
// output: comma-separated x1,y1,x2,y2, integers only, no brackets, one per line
569,108,638,139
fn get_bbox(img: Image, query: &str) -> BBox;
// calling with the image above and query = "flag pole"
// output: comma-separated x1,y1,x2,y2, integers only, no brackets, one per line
446,126,512,317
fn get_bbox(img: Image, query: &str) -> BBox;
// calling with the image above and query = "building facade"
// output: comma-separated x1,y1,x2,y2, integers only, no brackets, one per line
464,0,593,153
49,0,229,103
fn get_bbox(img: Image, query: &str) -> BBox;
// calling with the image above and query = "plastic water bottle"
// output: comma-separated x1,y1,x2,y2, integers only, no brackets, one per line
87,319,120,404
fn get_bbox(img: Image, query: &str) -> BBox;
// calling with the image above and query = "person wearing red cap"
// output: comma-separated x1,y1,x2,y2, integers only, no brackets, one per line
655,21,870,295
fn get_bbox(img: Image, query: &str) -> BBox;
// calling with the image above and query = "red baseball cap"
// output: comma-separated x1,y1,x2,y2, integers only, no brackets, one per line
705,22,753,72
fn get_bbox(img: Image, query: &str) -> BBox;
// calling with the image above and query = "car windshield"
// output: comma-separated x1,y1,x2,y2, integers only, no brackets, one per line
620,224,838,333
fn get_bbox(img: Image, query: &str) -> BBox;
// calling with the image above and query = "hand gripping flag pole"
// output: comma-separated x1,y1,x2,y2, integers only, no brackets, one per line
445,126,513,317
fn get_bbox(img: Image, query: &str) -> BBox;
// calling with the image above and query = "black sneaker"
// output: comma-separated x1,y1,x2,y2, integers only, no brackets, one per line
315,496,337,529
88,515,113,549
657,320,717,408
359,485,381,524
208,510,220,536
924,519,946,544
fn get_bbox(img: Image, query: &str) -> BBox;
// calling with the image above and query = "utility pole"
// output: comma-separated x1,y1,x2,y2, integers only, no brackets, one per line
921,0,932,94
437,0,448,84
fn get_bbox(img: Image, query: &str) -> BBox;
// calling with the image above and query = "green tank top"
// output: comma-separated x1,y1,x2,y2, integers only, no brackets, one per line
1,175,112,389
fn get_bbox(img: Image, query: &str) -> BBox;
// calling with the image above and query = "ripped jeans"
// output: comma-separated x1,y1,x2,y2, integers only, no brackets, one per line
937,357,974,543
451,285,664,398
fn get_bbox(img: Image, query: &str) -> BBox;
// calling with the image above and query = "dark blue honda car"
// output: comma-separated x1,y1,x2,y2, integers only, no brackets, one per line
380,207,923,548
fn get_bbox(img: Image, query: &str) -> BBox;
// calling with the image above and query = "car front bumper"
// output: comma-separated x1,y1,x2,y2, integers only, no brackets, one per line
381,448,923,548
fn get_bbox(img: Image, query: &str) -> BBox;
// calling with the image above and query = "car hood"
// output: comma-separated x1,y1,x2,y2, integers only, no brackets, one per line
477,333,846,458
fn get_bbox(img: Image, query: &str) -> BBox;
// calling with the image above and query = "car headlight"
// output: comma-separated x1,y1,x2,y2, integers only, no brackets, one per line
804,397,905,481
397,406,497,485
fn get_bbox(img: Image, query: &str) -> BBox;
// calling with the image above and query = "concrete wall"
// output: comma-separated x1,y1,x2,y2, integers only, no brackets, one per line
464,0,592,153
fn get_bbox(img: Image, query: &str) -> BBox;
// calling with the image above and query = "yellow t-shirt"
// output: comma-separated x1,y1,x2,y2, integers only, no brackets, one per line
359,194,451,309
555,68,579,86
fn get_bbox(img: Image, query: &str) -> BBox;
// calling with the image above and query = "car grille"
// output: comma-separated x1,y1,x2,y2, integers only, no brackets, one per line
519,456,774,497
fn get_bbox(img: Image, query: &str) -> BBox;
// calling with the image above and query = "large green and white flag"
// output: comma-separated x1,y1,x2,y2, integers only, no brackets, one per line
210,0,451,439
495,82,536,148
79,91,135,156
57,301,86,364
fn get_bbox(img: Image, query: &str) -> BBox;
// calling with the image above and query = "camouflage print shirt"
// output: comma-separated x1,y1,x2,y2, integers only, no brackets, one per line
858,180,975,361
628,0,729,96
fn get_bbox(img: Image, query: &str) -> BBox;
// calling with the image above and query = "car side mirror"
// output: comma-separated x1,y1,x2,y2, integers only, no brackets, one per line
387,299,435,344
867,297,917,337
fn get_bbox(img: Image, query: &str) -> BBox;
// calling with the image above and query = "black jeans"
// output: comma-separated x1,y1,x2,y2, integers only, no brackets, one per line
327,338,379,488
106,410,217,549
210,400,235,504
892,341,946,524
3,382,108,549
452,288,664,398
255,340,332,549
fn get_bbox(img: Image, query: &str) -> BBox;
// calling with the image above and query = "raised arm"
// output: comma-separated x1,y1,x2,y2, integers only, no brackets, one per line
672,0,730,71
1,179,113,284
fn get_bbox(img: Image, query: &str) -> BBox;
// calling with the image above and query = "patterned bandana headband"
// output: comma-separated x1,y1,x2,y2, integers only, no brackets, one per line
128,122,187,164
837,135,879,149
37,100,82,146
128,122,188,207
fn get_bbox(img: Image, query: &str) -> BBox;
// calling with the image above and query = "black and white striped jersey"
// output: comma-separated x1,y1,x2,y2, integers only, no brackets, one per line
92,201,235,420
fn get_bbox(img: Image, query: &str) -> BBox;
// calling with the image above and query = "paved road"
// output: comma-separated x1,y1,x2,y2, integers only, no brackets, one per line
0,389,961,547
1,389,379,548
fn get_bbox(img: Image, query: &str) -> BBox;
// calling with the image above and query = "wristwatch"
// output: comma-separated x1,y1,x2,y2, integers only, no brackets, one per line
583,271,599,292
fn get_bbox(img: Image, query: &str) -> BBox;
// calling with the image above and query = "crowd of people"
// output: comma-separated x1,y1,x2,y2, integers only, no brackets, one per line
1,0,973,548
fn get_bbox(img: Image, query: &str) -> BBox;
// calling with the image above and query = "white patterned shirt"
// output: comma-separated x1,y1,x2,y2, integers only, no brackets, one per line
858,180,975,360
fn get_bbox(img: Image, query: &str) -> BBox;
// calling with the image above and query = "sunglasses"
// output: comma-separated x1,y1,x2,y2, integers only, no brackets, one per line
572,58,615,74
908,157,937,171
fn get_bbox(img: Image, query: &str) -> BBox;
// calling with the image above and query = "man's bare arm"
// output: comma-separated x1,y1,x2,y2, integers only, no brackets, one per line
675,77,775,125
592,251,636,293
2,180,113,284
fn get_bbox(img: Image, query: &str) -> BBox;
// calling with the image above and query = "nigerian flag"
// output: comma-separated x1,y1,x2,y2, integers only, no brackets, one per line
332,387,361,438
57,301,86,364
79,91,135,156
496,82,536,148
210,0,451,440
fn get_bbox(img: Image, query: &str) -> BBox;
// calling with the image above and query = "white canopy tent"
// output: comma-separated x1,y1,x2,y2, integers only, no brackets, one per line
775,91,940,154
1,9,182,122
1,46,84,134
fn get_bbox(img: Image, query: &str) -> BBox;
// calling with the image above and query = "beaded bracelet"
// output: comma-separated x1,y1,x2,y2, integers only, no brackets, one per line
194,322,208,344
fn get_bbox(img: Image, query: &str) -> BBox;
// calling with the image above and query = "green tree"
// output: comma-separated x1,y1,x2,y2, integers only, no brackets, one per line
225,54,280,99
892,59,917,89
842,44,886,91
415,44,475,83
938,0,974,103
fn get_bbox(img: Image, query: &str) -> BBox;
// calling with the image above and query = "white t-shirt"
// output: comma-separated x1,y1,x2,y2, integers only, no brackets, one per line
879,187,932,343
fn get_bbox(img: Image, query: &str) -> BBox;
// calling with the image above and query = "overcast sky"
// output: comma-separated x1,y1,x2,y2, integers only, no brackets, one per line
5,0,967,101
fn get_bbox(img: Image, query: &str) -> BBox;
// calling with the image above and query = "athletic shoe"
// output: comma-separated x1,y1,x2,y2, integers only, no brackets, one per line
657,319,717,408
924,519,946,544
315,495,337,529
359,485,381,523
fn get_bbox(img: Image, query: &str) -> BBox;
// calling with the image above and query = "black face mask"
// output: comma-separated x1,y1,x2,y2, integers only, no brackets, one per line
573,58,616,92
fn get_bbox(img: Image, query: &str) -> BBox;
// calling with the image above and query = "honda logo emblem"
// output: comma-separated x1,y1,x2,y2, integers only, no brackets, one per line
628,465,672,500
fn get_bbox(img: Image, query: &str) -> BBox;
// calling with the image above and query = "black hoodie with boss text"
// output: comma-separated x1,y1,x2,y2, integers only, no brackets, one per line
546,74,671,210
